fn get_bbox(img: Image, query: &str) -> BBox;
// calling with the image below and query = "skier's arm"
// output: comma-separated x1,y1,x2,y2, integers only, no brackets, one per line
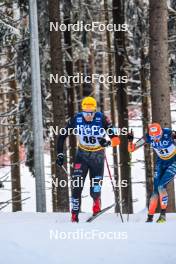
56,117,75,167
172,131,176,143
128,135,147,153
102,115,120,147
57,117,75,154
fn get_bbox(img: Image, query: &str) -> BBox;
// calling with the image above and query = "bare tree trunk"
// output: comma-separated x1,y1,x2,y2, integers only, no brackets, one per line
8,47,21,212
113,0,133,214
50,139,58,211
140,48,154,207
49,0,69,212
149,0,175,212
89,32,96,96
63,0,76,170
104,0,120,213
0,64,7,161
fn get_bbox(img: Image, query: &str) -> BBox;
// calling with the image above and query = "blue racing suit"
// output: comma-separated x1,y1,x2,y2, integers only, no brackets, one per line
138,128,176,214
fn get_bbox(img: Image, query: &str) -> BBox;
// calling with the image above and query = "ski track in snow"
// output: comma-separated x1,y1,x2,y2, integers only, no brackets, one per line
0,212,176,264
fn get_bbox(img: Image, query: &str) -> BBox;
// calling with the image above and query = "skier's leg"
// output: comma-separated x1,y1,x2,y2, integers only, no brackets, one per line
148,192,159,215
148,169,162,215
89,150,104,214
71,150,88,218
158,160,176,212
147,160,163,221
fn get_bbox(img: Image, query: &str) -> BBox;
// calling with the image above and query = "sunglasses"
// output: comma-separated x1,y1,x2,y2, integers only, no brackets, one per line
82,111,95,117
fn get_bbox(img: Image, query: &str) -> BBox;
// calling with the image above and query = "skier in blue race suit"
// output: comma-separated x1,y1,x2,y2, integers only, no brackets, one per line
128,123,176,223
56,97,121,222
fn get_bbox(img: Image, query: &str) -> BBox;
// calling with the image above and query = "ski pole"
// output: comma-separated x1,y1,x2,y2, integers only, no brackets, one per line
56,162,70,177
105,153,124,223
126,129,134,222
61,165,69,176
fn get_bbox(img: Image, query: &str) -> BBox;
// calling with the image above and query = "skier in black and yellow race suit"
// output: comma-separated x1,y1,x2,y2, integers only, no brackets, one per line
56,97,121,222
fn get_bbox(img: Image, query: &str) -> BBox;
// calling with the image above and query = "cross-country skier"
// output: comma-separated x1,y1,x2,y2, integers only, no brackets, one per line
128,123,176,223
56,96,120,222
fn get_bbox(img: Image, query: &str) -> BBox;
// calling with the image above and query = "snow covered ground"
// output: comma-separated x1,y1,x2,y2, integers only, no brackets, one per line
0,211,176,264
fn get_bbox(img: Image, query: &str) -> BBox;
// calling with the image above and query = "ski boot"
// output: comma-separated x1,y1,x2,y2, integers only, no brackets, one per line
93,198,101,216
156,211,166,223
71,212,79,223
146,214,154,223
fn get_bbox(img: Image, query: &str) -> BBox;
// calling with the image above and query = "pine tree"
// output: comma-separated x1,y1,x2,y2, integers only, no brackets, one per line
49,0,69,212
104,0,120,213
113,0,133,214
63,0,76,170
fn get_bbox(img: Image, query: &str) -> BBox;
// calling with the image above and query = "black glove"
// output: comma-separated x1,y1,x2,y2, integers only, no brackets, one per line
0,181,4,188
98,137,111,147
127,129,134,142
56,153,64,167
172,131,176,140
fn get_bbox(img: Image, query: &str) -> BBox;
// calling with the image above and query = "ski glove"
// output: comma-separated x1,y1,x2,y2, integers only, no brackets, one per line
98,137,111,147
56,153,64,167
128,142,135,152
111,136,120,147
127,130,134,142
173,131,176,141
0,181,4,188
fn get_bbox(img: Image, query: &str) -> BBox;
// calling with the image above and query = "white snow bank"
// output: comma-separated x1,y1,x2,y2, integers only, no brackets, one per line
0,211,176,264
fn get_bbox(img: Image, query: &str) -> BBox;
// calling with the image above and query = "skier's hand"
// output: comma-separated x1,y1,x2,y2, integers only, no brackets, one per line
56,153,64,167
127,129,134,142
111,136,120,147
98,137,111,147
172,131,176,141
128,142,135,152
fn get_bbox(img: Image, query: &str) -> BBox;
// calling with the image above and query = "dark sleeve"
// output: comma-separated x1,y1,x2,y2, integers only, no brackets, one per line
102,115,117,139
144,133,151,144
172,131,176,143
57,117,75,154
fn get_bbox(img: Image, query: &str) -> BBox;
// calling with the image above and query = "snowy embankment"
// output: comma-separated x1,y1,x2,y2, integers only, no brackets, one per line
0,211,176,264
